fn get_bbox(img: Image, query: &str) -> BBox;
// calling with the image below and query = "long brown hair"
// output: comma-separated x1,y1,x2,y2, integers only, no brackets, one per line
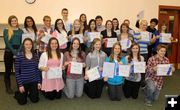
127,43,141,63
109,42,122,62
47,37,61,59
71,19,83,35
90,38,101,53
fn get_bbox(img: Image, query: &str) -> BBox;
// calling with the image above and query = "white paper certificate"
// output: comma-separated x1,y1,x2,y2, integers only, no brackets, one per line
56,33,68,46
114,30,120,36
41,34,51,44
159,33,171,43
157,64,172,76
107,38,117,48
88,32,101,42
86,66,100,82
133,62,146,73
102,62,115,78
22,33,36,43
72,34,84,43
120,39,132,50
118,65,131,77
70,62,83,74
140,32,150,42
47,67,62,79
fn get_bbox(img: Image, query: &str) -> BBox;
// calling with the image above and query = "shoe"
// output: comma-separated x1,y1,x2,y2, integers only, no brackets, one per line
145,101,152,107
6,88,14,94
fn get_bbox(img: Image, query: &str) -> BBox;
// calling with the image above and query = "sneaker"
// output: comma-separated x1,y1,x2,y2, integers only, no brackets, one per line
145,101,152,107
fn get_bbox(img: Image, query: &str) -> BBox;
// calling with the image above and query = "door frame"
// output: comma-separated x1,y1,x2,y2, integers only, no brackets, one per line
159,5,180,69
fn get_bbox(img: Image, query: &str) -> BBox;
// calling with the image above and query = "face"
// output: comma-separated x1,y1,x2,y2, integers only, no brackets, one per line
11,18,18,27
150,22,157,28
74,20,81,30
50,39,58,50
106,21,112,30
124,20,130,26
57,20,64,29
112,20,118,28
96,18,103,26
140,22,147,31
122,25,128,33
161,25,167,31
80,15,86,23
90,21,96,30
94,41,101,51
114,45,121,55
62,10,68,19
157,48,166,58
24,40,32,52
44,18,51,27
131,45,139,54
72,39,80,50
26,18,33,27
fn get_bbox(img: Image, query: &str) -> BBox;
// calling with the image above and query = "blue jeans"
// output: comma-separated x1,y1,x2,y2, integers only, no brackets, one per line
145,79,160,103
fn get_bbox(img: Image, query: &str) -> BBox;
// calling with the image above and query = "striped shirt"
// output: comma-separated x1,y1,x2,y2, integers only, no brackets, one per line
15,52,41,86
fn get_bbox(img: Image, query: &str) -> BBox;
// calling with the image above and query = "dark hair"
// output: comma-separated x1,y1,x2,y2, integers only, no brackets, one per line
54,18,67,33
22,38,36,60
79,14,88,30
109,42,122,62
120,23,129,33
95,15,103,20
43,15,51,21
112,18,119,30
105,20,113,31
69,37,83,59
156,44,167,51
24,16,37,36
135,20,140,28
150,18,158,25
47,37,61,60
88,19,97,32
61,8,68,13
127,43,141,63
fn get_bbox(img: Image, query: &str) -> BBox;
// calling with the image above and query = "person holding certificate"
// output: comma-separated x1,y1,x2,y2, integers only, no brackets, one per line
52,19,68,53
14,38,41,105
63,38,86,99
37,15,53,54
145,44,175,106
104,42,127,101
3,15,23,94
39,38,64,100
112,18,120,37
101,20,117,56
79,14,88,32
84,38,107,98
123,43,144,99
118,23,134,57
67,19,86,51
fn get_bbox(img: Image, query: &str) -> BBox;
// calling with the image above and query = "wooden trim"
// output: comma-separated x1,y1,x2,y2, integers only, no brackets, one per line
159,5,180,10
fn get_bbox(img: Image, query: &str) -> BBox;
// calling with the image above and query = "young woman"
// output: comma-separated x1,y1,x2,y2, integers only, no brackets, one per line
79,13,88,31
145,44,175,106
123,43,144,99
3,15,23,94
39,37,64,100
118,23,134,57
101,20,117,56
84,38,107,98
104,42,127,101
14,38,41,105
63,38,86,98
23,16,38,51
112,18,120,36
52,18,68,53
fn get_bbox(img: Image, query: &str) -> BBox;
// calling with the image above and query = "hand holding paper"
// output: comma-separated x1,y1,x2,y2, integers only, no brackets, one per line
86,66,100,82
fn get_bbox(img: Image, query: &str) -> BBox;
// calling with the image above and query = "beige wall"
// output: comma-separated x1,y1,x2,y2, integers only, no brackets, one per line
0,0,180,29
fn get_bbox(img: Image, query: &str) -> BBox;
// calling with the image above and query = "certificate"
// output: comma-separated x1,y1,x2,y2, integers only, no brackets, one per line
118,65,131,77
102,62,115,78
70,62,83,74
22,33,35,43
72,34,84,43
140,32,150,42
41,34,51,44
47,67,62,79
88,32,101,42
159,33,171,43
107,38,117,48
114,30,120,36
157,64,172,76
120,39,132,50
133,62,146,73
86,66,100,82
56,33,68,46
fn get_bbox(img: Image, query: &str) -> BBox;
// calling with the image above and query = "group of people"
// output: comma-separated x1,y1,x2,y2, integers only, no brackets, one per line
3,8,175,107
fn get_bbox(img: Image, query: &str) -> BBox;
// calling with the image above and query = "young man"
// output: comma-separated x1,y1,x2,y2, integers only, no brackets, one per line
61,8,72,33
95,15,105,32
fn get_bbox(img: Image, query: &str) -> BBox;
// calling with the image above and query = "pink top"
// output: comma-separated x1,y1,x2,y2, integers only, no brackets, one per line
41,59,64,92
52,30,67,49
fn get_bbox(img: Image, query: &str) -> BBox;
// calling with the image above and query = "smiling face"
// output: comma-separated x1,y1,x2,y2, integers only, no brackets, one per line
112,19,118,29
113,44,121,55
10,18,18,28
26,18,33,27
62,10,68,19
43,17,51,27
50,39,58,51
90,21,96,30
80,14,86,23
72,39,80,50
74,20,81,31
140,20,148,31
57,19,64,29
106,21,113,30
94,40,101,51
24,40,33,52
157,48,166,58
131,45,139,55
121,25,128,33
96,18,103,26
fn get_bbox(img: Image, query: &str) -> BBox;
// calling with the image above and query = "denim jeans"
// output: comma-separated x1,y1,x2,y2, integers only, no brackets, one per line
145,79,160,103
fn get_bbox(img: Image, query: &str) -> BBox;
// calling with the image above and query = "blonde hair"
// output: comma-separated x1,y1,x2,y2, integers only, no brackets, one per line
7,15,19,40
71,19,83,35
139,19,148,26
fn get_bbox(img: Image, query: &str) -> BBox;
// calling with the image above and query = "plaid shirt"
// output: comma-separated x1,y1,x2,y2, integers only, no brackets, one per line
145,54,169,90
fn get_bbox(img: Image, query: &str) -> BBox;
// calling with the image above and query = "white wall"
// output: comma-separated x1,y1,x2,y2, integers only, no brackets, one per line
0,0,180,29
